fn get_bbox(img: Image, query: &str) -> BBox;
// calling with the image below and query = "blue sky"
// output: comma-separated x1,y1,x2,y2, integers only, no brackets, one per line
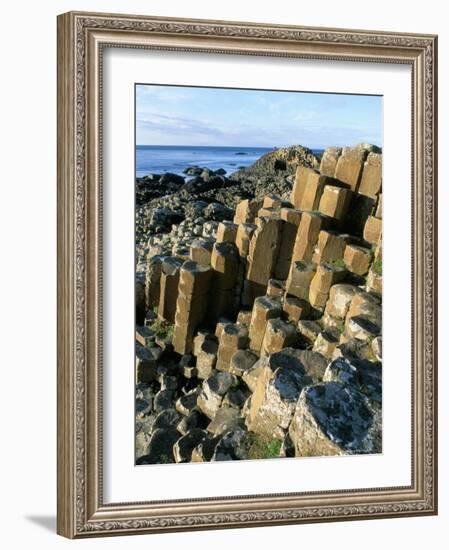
136,84,382,149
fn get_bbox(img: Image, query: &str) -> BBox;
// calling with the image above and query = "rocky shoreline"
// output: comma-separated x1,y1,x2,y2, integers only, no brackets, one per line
135,143,383,464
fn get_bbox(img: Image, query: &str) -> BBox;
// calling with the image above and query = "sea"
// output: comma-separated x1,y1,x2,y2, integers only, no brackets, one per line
136,145,324,178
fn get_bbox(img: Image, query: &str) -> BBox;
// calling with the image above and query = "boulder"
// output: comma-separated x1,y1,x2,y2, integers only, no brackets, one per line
229,349,259,377
207,407,244,436
211,429,251,461
136,427,180,464
197,371,239,419
289,382,380,456
325,284,360,319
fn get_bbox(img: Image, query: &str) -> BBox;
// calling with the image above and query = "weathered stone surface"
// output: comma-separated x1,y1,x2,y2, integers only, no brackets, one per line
144,254,164,310
289,382,379,456
266,279,285,298
283,295,310,322
375,193,382,218
318,185,352,222
325,284,360,319
323,358,359,386
158,257,182,323
173,429,208,463
245,353,311,439
358,153,382,198
309,263,346,309
178,260,212,297
210,242,240,291
197,371,239,419
245,217,282,302
216,221,238,244
344,244,373,276
193,331,216,356
233,198,263,225
222,385,250,409
248,296,282,351
136,344,157,383
372,336,382,361
229,349,259,376
136,427,180,464
286,261,316,300
236,309,253,326
291,212,329,263
312,230,347,264
291,166,318,208
189,238,213,265
367,268,382,295
346,292,382,327
207,407,244,436
196,338,218,379
261,318,298,356
175,388,201,416
319,147,342,177
312,328,341,359
211,429,251,461
297,320,322,344
191,434,220,462
216,323,249,371
334,147,366,192
176,408,209,435
263,194,283,209
280,207,302,226
363,215,382,244
235,223,256,258
300,172,328,211
346,315,381,341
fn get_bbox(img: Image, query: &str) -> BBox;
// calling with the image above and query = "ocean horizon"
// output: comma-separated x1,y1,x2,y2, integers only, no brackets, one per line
136,145,324,178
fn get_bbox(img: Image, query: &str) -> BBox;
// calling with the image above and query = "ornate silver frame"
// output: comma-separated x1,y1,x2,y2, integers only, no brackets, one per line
57,11,438,538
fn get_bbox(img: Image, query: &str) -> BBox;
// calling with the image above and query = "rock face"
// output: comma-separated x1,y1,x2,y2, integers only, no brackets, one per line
135,142,383,464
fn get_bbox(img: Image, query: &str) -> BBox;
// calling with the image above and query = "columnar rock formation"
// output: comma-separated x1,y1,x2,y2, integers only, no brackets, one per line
136,143,383,464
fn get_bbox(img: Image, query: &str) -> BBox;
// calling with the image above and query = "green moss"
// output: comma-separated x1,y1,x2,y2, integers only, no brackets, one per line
149,318,174,341
247,433,283,460
372,259,382,275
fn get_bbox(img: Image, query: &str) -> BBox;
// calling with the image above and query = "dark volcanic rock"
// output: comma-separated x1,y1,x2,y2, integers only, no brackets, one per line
136,427,180,464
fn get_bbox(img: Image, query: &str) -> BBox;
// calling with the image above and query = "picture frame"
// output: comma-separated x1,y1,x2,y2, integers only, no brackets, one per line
57,11,438,538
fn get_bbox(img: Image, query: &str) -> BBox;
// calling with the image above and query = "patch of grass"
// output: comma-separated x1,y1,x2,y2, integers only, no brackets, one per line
247,433,283,460
329,258,346,269
372,259,382,276
149,318,174,341
336,321,346,335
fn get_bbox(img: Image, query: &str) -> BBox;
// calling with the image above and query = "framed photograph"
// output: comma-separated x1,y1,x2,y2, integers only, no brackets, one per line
57,11,438,538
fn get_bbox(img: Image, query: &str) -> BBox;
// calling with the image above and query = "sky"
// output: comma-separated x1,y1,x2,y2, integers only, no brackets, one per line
136,84,382,149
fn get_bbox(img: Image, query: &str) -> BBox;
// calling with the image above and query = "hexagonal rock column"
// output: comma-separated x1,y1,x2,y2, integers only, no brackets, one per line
235,223,256,259
318,185,352,224
324,284,361,320
274,209,302,280
216,323,249,372
248,296,282,352
308,263,347,309
144,254,165,311
172,261,212,355
334,147,366,192
244,216,282,305
158,257,183,323
216,221,238,244
319,147,342,177
363,215,382,245
189,239,213,265
286,261,316,301
283,295,310,322
290,166,318,208
358,153,382,198
233,198,263,225
289,382,379,456
343,244,373,276
197,371,239,419
209,242,240,322
291,212,330,264
299,172,329,211
261,318,298,356
312,230,347,264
